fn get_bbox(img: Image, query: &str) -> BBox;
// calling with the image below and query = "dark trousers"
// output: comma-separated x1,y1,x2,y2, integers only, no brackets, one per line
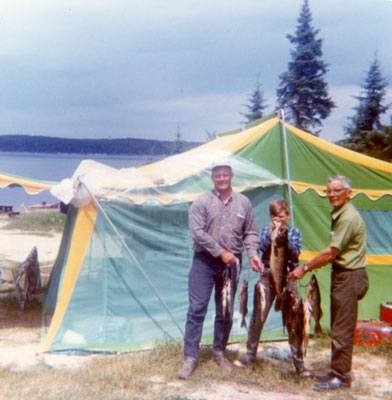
183,252,241,359
246,268,305,372
330,266,369,382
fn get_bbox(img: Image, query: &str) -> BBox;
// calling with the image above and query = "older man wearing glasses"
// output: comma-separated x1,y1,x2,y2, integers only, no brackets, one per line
289,175,369,392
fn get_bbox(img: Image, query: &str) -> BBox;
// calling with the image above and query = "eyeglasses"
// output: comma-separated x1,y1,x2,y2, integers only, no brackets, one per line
325,188,348,195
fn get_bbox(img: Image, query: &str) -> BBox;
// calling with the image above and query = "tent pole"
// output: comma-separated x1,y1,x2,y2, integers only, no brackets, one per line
79,180,185,338
278,109,295,227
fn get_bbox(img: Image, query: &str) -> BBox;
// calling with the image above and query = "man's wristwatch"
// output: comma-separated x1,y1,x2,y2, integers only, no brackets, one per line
303,264,309,272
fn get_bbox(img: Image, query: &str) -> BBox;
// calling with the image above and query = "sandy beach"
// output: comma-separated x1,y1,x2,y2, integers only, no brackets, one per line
0,218,62,263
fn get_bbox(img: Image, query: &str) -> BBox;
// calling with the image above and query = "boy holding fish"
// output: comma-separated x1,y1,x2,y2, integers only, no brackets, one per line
237,199,312,378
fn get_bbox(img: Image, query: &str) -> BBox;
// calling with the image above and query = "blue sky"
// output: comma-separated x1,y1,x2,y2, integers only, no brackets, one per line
0,0,391,143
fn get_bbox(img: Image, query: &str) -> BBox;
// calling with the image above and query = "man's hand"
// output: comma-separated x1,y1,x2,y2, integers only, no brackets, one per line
220,250,238,266
250,256,263,272
288,265,306,280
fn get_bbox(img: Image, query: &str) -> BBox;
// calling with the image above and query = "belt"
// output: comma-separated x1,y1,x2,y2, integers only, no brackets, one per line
332,263,366,271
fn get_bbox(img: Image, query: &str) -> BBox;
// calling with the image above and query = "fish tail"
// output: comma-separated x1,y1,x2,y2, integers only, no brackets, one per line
314,321,323,334
274,295,281,312
241,317,247,329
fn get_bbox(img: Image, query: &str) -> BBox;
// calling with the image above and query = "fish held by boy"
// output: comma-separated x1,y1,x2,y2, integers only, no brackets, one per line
270,222,288,311
283,287,305,360
308,274,323,334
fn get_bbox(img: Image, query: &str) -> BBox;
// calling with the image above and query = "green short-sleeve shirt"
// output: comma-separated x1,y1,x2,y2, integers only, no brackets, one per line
329,201,367,270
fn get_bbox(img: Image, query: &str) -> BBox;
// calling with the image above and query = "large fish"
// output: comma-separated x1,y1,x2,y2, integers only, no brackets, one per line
270,222,288,311
222,266,232,317
239,280,248,328
302,298,312,356
281,286,296,333
283,287,305,361
308,274,323,334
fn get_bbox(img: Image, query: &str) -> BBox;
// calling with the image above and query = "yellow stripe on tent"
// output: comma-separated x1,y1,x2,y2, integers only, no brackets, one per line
0,175,54,194
43,202,98,352
137,118,279,182
300,251,392,266
291,181,392,200
288,123,392,174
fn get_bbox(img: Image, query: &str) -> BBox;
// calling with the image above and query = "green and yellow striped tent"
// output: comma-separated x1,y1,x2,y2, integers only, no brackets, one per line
0,171,54,194
38,113,392,352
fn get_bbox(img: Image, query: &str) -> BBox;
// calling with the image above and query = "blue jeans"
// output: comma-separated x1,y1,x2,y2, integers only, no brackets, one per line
183,252,241,359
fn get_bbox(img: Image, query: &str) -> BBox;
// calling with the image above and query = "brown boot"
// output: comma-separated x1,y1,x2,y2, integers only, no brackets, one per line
212,351,233,372
178,357,197,379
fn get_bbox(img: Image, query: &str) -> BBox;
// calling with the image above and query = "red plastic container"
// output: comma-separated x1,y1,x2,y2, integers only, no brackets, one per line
380,302,392,324
354,320,392,346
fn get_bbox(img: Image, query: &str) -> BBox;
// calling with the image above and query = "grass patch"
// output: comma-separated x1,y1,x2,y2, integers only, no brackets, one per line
1,337,391,400
0,211,66,233
355,341,392,363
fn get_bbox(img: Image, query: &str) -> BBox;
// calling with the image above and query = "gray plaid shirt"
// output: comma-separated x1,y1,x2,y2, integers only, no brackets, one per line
189,189,260,259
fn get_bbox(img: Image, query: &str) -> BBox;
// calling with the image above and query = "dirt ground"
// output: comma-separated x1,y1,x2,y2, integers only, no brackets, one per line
0,303,391,400
1,225,392,399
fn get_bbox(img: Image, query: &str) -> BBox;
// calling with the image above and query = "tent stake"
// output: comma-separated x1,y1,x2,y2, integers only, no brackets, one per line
80,180,185,339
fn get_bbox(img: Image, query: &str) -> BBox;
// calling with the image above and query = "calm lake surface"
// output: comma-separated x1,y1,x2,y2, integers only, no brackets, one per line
0,152,159,207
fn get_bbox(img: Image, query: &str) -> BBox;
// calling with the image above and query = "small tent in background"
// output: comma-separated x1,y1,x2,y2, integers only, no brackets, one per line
40,113,392,353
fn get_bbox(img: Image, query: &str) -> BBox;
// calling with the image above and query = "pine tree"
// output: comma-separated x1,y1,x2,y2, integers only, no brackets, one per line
342,56,391,161
242,81,267,124
172,125,185,154
205,129,217,142
345,56,390,138
276,0,335,134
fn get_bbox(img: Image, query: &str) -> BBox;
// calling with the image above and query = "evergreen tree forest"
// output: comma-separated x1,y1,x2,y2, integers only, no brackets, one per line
276,0,335,134
338,56,391,161
243,0,336,133
241,0,391,161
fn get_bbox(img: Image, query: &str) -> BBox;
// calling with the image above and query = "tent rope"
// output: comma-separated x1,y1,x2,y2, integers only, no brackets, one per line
278,109,295,227
80,179,185,338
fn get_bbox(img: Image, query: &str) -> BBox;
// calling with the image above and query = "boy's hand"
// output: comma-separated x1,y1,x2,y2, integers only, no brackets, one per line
270,220,287,233
250,256,263,272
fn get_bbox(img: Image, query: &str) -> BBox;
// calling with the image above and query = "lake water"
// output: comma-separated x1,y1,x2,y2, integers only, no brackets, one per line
0,152,159,208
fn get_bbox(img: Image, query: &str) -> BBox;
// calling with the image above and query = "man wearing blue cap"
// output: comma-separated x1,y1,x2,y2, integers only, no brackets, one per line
178,161,263,379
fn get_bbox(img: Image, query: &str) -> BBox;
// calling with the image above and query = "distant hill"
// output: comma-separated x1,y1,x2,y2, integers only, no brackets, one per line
0,135,202,155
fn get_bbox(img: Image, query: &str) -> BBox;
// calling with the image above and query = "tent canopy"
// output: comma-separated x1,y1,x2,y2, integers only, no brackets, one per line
9,113,390,353
0,171,55,194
